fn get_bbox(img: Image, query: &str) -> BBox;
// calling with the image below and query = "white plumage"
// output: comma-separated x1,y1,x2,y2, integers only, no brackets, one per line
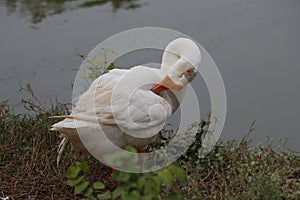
51,38,201,165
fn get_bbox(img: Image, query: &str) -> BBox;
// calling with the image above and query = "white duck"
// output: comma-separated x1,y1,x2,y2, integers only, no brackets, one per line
51,38,201,167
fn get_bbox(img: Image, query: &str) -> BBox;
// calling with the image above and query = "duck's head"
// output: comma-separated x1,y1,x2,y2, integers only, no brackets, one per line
151,38,201,94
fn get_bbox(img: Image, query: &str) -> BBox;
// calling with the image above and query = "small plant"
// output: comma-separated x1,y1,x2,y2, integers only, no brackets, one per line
66,147,187,200
66,161,106,199
110,164,186,200
146,113,211,168
82,48,119,81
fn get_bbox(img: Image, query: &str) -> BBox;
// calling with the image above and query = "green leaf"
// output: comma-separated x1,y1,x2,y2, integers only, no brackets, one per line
165,192,184,200
124,146,137,153
112,171,131,182
137,177,145,190
66,166,81,179
84,187,93,197
112,187,125,199
128,173,140,182
143,195,154,200
128,182,138,190
80,161,89,173
97,191,111,200
123,190,140,200
158,170,173,189
144,178,160,196
67,176,83,187
75,181,89,194
93,182,105,190
152,176,162,188
168,165,187,182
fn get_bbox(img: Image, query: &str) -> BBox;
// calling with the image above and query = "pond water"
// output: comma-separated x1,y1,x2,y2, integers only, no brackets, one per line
1,0,300,151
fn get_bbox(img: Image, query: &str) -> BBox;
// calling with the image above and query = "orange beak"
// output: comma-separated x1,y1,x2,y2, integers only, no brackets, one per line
151,76,182,94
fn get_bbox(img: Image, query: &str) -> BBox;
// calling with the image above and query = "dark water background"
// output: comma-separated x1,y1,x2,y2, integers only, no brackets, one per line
0,0,300,151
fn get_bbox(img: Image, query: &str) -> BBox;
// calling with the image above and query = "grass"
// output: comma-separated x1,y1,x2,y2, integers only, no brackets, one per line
1,99,300,199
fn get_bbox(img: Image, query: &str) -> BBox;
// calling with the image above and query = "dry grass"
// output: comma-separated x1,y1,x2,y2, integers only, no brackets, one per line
0,101,114,199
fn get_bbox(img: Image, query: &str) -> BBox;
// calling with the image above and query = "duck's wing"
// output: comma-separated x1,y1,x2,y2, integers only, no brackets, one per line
100,66,173,137
51,69,124,133
53,66,172,138
111,88,172,137
71,68,128,125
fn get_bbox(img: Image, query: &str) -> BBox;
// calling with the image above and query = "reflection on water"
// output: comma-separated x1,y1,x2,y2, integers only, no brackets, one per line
80,0,142,10
0,0,143,23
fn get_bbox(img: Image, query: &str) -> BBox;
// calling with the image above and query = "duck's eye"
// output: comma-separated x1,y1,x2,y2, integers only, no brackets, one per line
186,68,195,73
179,67,195,78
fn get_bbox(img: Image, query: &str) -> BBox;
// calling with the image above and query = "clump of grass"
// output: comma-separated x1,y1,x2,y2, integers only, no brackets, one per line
80,48,119,81
147,119,300,199
177,139,300,199
0,93,113,199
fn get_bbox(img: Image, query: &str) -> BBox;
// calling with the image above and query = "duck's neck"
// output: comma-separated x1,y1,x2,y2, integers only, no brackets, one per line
159,87,186,113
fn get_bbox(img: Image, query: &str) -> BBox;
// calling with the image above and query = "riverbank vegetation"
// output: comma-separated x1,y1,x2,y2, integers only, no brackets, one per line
1,98,300,199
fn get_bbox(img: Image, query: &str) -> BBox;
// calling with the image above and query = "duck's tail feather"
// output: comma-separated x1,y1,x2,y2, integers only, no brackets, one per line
57,137,69,167
49,114,115,125
49,115,74,119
